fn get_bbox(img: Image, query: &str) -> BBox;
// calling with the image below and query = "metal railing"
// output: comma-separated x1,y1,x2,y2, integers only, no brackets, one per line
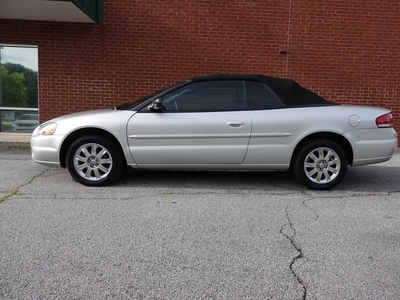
0,107,39,133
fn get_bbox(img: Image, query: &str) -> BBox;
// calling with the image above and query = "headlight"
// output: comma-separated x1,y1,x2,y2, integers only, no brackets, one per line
36,122,57,135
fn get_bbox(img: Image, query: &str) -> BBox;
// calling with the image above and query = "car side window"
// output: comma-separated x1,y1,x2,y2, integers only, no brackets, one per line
245,81,285,110
161,81,247,112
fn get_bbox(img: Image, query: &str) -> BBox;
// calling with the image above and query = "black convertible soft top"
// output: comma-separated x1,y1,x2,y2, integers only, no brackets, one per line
188,74,333,107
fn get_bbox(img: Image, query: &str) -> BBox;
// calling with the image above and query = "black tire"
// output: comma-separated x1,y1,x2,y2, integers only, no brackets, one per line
293,140,348,190
66,135,123,186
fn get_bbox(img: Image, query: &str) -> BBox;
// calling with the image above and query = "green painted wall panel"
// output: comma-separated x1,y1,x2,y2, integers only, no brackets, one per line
56,0,104,23
72,0,104,23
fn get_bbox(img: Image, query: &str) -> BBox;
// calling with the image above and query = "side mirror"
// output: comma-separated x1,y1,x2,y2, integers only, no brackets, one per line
148,98,163,111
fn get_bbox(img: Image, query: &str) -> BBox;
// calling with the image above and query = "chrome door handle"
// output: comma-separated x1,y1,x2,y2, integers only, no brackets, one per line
227,122,245,128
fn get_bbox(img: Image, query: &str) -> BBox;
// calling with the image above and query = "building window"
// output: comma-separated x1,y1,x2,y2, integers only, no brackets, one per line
0,45,38,132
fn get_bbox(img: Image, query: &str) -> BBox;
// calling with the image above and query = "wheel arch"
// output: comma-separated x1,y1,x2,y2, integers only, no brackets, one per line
290,132,354,168
59,128,127,168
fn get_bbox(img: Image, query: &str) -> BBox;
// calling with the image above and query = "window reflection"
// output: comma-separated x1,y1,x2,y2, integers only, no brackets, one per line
0,45,38,132
1,110,39,133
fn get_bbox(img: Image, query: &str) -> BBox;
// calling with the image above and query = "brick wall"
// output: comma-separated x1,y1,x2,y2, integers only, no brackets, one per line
0,0,399,135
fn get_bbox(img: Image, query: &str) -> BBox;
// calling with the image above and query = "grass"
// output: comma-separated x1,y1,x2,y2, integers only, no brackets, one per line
0,188,21,204
0,169,48,204
0,144,31,150
161,191,175,195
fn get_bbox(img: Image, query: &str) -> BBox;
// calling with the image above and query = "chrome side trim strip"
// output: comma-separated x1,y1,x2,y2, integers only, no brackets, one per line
250,133,292,138
129,134,249,139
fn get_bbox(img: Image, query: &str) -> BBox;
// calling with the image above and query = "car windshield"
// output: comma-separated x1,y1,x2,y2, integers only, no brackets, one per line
114,81,187,111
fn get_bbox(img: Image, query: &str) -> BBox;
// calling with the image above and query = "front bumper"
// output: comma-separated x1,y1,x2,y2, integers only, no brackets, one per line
31,134,64,167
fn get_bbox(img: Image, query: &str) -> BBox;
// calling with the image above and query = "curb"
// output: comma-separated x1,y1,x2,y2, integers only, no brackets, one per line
0,141,31,148
0,133,31,147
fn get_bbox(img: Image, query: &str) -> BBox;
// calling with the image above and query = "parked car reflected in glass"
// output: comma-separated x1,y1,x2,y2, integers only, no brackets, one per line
12,113,39,132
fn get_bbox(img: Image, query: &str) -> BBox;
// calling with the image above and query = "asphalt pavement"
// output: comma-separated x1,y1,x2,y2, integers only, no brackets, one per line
0,147,399,300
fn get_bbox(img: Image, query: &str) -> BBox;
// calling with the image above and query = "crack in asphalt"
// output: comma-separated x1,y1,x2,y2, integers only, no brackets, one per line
280,188,400,300
156,190,298,196
0,168,50,204
280,206,307,300
301,189,400,219
307,191,393,199
302,197,319,222
48,190,299,201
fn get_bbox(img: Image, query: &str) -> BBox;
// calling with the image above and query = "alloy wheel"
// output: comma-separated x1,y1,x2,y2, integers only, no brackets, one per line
303,147,341,184
73,143,113,181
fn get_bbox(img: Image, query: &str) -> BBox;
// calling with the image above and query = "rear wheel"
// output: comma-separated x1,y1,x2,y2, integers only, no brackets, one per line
66,135,123,186
293,140,348,190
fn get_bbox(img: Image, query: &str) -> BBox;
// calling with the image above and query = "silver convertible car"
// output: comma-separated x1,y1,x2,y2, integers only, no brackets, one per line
31,74,398,190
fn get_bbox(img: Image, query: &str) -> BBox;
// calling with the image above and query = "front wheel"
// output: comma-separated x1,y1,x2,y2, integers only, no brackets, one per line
66,135,123,186
293,140,348,190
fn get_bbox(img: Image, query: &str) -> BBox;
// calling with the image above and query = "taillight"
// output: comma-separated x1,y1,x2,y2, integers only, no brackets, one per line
375,113,393,128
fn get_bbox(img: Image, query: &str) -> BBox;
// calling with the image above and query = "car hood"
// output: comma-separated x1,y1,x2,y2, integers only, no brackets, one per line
49,109,131,121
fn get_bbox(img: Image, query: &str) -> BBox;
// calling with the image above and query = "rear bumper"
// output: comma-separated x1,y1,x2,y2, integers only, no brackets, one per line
345,128,398,166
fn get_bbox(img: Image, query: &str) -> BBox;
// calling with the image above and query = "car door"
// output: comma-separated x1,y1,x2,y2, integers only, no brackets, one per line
242,80,294,168
127,80,252,167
